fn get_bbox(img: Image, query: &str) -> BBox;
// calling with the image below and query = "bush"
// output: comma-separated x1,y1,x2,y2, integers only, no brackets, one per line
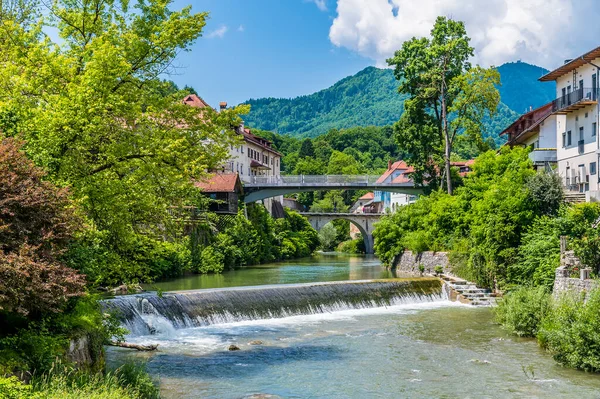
65,229,191,287
0,376,32,399
509,217,561,290
0,362,162,399
198,246,225,274
337,238,365,254
538,287,600,372
494,286,551,337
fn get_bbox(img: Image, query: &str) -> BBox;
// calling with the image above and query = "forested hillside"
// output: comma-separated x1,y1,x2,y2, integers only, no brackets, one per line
242,62,555,143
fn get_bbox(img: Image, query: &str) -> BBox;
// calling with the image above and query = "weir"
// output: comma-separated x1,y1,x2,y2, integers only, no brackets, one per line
104,279,445,336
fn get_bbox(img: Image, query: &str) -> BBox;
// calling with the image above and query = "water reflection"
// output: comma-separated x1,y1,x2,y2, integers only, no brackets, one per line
146,253,399,292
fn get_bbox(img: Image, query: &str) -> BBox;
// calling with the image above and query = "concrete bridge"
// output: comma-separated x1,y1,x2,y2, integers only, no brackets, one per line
244,175,421,203
300,212,384,254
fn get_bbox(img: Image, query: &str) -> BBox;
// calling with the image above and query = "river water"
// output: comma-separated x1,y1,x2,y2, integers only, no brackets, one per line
110,254,600,398
145,253,395,291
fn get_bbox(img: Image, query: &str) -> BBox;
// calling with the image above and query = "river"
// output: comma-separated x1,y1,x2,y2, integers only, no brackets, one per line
109,254,600,398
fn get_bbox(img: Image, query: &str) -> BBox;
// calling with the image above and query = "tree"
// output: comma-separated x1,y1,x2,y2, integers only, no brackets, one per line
298,138,315,158
0,0,246,279
387,17,500,194
0,138,85,317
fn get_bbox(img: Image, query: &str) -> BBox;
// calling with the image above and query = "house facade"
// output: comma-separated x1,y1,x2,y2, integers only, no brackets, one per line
374,161,418,212
500,102,563,171
183,95,283,212
539,47,600,196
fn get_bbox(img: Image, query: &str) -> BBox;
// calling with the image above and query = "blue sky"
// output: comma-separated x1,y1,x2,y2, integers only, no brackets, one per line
169,0,600,108
169,0,370,107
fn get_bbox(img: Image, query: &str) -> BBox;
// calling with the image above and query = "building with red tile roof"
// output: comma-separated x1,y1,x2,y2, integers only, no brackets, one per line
195,173,243,214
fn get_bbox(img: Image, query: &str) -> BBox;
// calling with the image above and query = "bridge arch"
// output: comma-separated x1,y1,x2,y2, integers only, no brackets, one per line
302,212,381,254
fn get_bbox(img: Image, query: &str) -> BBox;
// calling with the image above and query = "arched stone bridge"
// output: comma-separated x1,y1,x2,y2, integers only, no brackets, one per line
244,175,421,203
300,212,383,254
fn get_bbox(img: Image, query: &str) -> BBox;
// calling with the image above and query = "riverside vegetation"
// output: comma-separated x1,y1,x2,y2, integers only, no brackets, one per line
0,0,319,397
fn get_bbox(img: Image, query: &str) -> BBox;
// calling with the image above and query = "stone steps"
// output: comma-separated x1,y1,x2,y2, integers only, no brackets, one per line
442,275,495,306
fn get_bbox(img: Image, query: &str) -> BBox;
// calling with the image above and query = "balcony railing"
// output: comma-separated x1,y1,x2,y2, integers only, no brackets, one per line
528,148,557,165
552,87,599,113
578,140,585,154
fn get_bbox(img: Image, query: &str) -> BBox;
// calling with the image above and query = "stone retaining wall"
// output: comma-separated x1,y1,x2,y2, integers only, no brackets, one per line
553,249,598,296
553,266,598,296
392,251,450,275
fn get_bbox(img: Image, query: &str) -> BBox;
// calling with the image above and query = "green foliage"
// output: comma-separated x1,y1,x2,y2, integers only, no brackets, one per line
337,238,365,254
387,17,500,193
434,265,444,275
298,138,315,158
494,286,551,337
65,230,191,286
0,0,245,287
198,246,225,274
373,147,558,288
242,63,548,144
0,376,32,399
538,287,600,372
525,172,564,216
510,217,561,289
192,206,319,273
318,223,338,251
0,363,159,399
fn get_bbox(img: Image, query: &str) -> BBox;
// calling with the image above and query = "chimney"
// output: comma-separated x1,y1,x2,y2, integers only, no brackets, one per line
219,101,227,111
388,160,393,169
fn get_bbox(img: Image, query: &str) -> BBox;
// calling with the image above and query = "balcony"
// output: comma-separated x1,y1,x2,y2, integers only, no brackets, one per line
528,148,557,166
552,87,599,114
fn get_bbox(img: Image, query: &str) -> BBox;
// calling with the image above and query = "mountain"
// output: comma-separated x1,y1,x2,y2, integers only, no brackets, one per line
241,62,556,142
496,61,555,114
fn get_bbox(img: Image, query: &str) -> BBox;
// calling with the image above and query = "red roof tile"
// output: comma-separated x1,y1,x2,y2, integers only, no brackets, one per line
195,173,242,193
376,160,413,183
359,192,374,200
183,94,210,108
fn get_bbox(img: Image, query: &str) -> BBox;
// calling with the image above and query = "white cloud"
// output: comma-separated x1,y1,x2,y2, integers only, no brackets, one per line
329,0,599,69
238,25,245,32
309,0,328,12
206,25,228,39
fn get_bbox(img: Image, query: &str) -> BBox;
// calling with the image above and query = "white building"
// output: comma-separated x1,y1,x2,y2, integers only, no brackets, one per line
540,47,600,196
500,102,564,171
183,95,283,213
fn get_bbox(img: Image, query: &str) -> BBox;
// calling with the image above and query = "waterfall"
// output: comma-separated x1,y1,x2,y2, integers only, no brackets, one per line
103,279,446,336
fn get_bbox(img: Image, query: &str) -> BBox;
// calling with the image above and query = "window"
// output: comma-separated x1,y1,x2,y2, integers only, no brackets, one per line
562,132,566,147
593,122,597,137
241,146,244,154
580,126,584,141
591,162,597,175
567,131,572,146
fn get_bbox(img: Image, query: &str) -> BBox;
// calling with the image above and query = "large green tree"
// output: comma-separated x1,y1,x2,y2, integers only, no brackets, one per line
387,17,500,194
0,0,246,277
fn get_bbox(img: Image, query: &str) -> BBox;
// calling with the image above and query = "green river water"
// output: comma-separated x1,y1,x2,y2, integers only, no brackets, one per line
111,253,600,398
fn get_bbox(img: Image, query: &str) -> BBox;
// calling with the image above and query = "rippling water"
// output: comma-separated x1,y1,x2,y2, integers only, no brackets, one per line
107,302,600,398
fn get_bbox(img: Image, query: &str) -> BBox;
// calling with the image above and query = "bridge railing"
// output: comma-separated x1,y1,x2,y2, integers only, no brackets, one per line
249,175,387,186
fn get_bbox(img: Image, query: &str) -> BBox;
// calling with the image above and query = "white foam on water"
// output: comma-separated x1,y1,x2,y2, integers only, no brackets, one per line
123,299,471,354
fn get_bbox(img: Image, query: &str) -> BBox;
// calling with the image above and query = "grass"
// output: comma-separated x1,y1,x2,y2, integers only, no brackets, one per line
1,362,160,399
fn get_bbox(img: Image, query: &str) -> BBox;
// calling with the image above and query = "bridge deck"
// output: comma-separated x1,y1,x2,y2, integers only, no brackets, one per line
244,175,421,203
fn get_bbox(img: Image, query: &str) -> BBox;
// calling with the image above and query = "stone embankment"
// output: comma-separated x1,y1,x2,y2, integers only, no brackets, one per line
553,249,598,296
392,250,495,306
442,275,496,306
392,251,450,274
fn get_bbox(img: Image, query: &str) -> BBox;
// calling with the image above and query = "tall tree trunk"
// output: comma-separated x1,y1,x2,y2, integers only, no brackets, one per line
441,85,453,195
